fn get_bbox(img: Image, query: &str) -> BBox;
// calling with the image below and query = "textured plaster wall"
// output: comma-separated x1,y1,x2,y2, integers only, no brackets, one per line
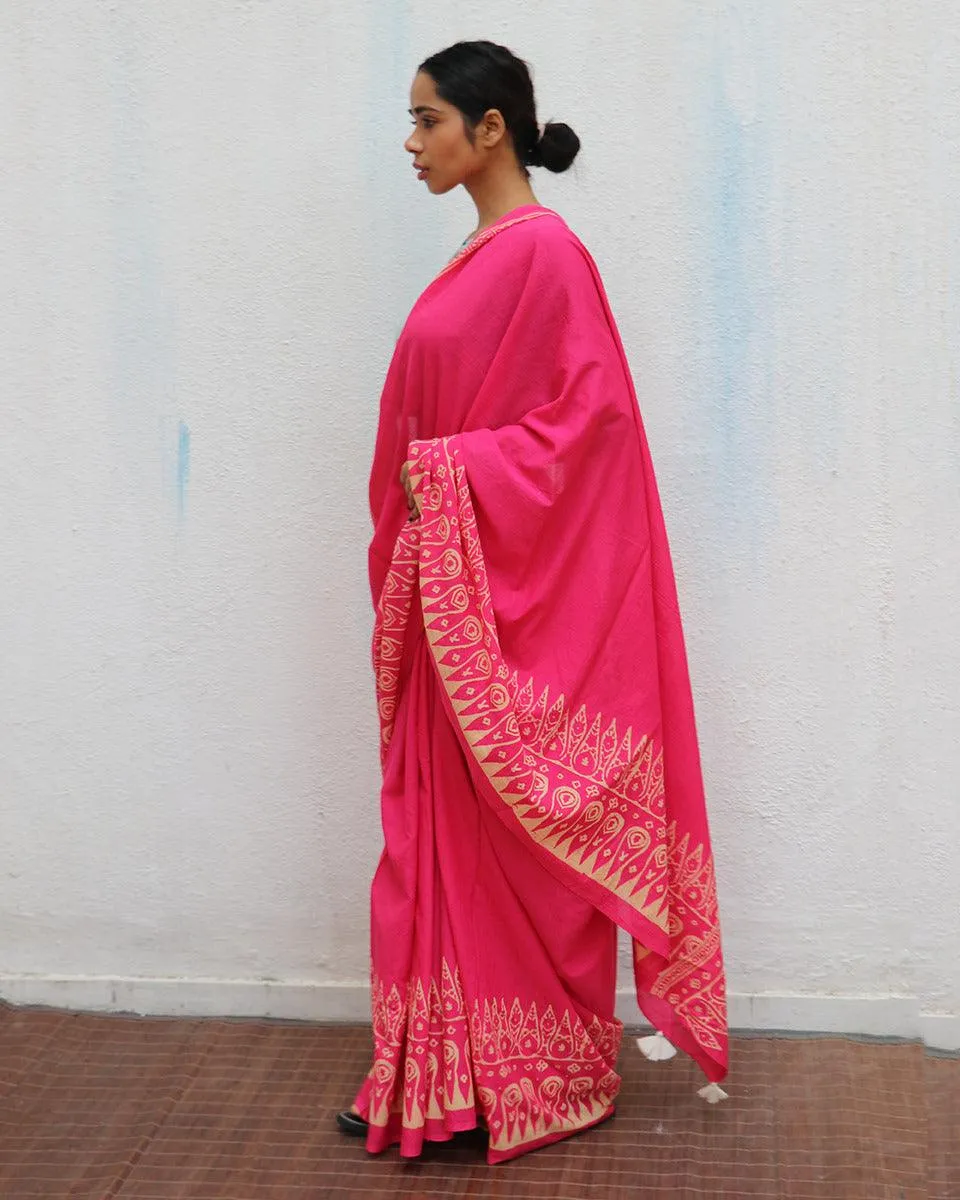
2,3,958,1024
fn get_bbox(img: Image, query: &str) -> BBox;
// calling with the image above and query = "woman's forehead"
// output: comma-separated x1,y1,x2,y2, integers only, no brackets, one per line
409,71,444,108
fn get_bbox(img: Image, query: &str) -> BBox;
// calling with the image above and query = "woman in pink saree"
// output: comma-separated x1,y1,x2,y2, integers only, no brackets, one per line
338,41,728,1164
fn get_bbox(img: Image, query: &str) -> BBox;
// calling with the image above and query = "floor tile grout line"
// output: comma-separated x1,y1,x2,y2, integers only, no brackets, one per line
0,1011,76,1108
102,1026,223,1200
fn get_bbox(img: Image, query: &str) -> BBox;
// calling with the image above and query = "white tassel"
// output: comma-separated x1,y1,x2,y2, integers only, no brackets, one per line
697,1083,729,1104
636,1031,678,1061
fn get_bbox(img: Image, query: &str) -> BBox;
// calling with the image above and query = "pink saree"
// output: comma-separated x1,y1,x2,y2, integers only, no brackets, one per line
354,205,727,1164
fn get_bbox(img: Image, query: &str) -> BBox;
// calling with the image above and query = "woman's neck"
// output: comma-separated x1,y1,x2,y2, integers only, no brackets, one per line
466,168,539,235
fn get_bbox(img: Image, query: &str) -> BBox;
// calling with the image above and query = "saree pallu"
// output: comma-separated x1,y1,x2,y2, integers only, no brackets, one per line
355,205,728,1164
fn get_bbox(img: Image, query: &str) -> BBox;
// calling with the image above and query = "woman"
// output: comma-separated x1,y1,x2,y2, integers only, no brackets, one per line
338,40,728,1164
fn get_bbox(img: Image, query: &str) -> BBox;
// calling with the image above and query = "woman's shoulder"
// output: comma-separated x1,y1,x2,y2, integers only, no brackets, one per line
498,207,595,274
502,206,582,246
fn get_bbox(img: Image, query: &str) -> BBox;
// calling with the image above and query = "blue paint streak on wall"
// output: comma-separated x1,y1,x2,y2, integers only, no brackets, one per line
360,4,412,192
706,72,750,460
696,18,776,548
106,10,178,502
177,421,190,521
360,3,440,308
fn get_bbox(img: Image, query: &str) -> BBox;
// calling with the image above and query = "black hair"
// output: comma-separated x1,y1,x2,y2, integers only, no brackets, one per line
418,40,580,175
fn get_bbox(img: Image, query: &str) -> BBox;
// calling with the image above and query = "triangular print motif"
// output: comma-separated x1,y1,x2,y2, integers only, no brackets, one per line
388,438,673,934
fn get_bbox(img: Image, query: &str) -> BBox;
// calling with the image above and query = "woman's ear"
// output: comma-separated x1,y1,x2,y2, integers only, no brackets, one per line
478,108,507,149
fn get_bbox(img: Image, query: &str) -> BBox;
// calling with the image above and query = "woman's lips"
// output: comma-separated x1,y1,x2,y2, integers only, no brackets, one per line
414,164,428,181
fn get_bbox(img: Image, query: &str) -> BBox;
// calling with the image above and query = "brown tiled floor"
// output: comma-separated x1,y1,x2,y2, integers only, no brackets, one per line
0,1002,955,1199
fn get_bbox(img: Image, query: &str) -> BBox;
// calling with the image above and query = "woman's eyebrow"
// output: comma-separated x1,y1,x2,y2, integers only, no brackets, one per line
408,105,442,116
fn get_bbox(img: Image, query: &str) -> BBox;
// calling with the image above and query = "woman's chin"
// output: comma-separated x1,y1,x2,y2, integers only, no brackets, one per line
426,175,456,196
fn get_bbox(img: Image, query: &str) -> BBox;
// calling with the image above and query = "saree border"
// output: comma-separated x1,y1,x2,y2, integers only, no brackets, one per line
357,959,622,1162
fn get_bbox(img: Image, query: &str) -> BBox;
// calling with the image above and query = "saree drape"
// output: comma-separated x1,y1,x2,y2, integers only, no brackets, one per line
355,205,727,1164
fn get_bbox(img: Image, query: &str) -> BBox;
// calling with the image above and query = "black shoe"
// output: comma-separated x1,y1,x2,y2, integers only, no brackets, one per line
336,1110,368,1137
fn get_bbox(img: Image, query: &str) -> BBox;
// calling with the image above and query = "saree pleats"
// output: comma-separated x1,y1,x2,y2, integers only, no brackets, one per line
354,633,622,1163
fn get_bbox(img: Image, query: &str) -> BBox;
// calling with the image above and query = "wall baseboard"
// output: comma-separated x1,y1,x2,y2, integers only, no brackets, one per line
2,974,957,1052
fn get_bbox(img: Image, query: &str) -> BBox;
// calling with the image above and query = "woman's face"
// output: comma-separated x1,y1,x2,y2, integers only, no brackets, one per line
404,71,480,195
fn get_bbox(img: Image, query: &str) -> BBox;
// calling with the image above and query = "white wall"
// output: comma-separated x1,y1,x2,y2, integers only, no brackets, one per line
2,2,958,1048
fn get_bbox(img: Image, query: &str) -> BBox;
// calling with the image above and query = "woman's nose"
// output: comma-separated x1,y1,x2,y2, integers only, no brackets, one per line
404,131,421,154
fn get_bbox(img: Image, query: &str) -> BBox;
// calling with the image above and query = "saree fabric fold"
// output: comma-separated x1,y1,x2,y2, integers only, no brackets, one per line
357,205,727,1163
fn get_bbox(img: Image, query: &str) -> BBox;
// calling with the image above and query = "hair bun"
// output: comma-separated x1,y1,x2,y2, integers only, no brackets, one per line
535,121,580,173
